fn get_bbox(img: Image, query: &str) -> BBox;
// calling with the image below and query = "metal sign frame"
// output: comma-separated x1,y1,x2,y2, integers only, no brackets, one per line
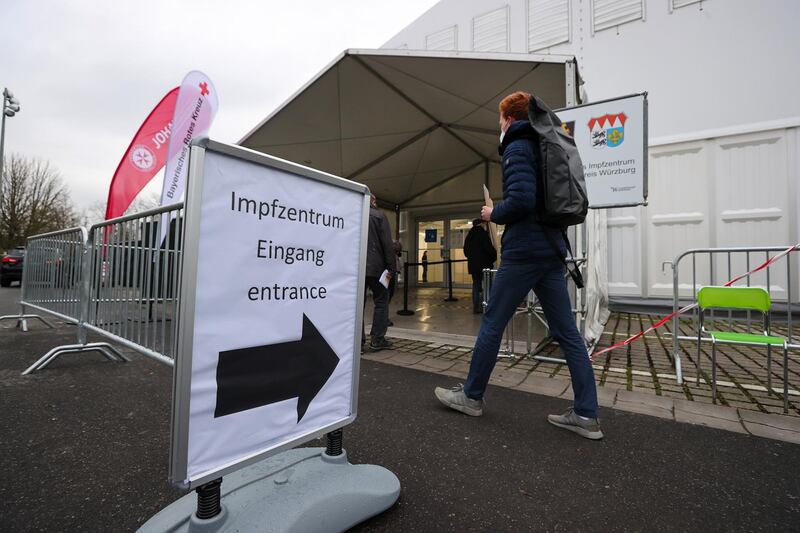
169,139,370,489
556,91,649,209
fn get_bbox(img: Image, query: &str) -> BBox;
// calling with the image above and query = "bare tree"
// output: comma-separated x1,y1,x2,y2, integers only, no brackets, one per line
1,154,77,250
125,191,162,215
82,191,162,227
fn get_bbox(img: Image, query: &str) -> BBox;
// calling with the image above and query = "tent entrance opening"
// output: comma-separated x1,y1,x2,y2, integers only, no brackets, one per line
416,217,472,289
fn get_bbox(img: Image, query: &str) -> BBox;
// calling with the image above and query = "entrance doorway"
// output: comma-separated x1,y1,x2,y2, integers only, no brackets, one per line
415,216,474,288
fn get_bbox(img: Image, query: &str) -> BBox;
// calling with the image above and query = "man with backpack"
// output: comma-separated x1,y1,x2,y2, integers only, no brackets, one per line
434,92,602,440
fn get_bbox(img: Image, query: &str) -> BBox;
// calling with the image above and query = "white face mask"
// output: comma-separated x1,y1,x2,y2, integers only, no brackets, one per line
499,130,506,143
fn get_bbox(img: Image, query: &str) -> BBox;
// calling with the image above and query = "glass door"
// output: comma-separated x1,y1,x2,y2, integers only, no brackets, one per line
415,215,477,289
417,220,444,285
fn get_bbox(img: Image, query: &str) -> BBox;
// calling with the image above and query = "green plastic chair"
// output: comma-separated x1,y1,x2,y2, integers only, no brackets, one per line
696,286,789,412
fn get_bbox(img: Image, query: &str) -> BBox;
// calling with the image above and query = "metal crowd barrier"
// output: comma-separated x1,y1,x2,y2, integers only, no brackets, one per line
82,203,184,367
0,227,87,331
666,245,800,385
1,203,184,374
481,268,527,359
480,265,586,363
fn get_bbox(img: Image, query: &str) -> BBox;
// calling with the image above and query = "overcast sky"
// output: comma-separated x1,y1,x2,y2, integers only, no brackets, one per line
1,0,439,213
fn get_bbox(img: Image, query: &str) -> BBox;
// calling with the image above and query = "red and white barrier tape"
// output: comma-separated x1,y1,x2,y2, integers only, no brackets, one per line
590,244,800,361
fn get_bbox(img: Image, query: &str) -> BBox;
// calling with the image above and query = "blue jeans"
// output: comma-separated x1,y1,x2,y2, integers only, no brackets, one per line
464,260,599,418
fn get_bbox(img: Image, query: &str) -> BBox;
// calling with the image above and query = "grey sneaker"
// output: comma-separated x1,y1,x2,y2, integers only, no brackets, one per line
369,337,392,351
434,384,484,417
547,408,604,440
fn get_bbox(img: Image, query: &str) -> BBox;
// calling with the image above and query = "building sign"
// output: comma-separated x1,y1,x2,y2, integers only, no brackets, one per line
170,141,368,488
557,93,648,209
425,229,437,243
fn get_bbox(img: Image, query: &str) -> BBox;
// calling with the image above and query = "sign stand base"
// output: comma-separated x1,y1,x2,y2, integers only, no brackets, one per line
139,448,400,532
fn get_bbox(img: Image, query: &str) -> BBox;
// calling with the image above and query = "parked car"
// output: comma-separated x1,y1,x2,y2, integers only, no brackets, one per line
1,247,26,287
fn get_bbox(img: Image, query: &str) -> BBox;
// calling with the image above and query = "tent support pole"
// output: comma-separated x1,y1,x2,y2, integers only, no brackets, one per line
395,204,400,240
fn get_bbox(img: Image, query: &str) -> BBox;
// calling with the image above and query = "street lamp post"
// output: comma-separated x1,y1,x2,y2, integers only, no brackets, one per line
1,88,22,228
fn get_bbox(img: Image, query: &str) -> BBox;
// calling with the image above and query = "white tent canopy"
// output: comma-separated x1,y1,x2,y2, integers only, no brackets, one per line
239,49,607,347
239,49,579,209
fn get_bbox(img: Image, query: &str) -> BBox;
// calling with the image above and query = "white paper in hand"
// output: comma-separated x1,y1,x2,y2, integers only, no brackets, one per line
379,269,391,289
483,185,500,250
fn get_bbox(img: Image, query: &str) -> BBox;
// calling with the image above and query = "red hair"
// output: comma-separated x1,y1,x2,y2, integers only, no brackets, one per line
499,92,531,121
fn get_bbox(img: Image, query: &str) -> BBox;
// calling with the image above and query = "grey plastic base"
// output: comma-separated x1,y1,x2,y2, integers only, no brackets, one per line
138,448,400,533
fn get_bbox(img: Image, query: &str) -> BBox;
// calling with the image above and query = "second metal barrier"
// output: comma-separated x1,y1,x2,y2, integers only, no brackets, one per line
15,203,185,374
666,245,800,385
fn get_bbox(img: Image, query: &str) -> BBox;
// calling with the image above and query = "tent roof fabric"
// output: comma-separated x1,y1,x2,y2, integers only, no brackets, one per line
239,49,578,208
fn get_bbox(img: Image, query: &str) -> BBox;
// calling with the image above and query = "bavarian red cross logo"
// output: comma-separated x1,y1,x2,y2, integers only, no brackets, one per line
199,82,209,96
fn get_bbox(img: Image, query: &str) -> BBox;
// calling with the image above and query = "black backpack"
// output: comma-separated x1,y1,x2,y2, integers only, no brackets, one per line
527,95,589,228
527,95,588,288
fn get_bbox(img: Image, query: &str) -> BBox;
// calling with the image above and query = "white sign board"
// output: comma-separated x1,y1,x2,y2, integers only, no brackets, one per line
556,93,648,209
170,141,368,488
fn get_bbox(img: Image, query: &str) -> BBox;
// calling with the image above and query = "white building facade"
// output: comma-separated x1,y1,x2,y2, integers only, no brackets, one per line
384,0,800,301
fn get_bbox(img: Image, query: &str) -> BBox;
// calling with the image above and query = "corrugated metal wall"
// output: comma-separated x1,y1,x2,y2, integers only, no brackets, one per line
472,6,509,52
528,0,571,51
385,0,800,303
425,25,458,50
592,0,645,33
671,0,703,11
608,125,800,301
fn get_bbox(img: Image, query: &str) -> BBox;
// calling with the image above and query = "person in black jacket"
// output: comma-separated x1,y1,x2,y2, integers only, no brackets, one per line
363,195,395,352
463,219,496,313
435,92,602,440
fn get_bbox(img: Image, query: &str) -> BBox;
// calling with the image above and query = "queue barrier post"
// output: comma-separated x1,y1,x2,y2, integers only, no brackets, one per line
444,259,458,302
397,261,415,316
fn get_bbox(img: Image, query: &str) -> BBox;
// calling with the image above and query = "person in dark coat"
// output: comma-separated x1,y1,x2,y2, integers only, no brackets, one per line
363,195,395,352
463,218,496,313
434,92,602,440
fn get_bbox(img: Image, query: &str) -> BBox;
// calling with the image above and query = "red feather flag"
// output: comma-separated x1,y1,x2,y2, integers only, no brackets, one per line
105,88,179,221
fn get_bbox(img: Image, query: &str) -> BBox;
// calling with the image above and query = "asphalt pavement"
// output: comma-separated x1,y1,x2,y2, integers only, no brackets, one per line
1,286,799,532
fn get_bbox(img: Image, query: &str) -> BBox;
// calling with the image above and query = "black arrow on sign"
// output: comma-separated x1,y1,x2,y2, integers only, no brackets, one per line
214,314,340,423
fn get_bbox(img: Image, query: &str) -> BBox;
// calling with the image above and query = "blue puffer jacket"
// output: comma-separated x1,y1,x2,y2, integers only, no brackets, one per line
491,120,567,263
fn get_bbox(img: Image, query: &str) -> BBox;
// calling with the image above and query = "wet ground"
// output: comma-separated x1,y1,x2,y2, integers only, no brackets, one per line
371,287,800,417
1,286,799,531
